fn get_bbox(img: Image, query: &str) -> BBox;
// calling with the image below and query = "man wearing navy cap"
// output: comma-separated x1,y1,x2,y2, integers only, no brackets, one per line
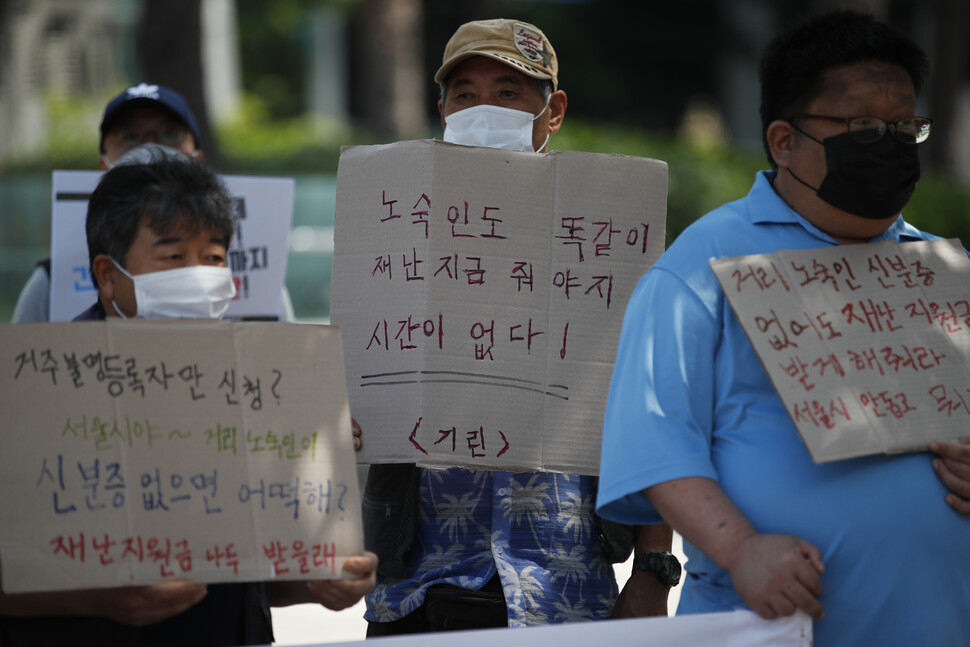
11,84,204,324
11,84,295,323
98,83,204,169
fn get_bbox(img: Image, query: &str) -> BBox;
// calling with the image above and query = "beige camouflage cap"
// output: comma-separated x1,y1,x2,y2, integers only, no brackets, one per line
434,18,559,90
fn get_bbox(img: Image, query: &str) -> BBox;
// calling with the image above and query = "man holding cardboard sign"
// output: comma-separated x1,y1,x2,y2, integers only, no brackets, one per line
360,19,674,635
596,11,970,647
0,147,375,645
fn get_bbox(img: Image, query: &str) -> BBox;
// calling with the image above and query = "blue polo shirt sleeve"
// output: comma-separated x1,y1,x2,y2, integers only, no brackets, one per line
596,264,720,525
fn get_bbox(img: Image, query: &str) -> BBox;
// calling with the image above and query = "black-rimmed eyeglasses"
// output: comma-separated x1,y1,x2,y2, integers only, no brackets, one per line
788,114,933,144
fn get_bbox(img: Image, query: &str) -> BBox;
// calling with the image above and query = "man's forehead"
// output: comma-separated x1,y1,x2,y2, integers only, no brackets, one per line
814,61,915,101
141,219,226,244
447,56,532,86
152,231,226,246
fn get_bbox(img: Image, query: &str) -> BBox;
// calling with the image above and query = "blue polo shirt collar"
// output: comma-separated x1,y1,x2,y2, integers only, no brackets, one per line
748,169,921,245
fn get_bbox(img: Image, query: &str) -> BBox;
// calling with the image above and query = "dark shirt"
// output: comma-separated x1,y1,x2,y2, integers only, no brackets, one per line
73,301,108,321
0,584,272,647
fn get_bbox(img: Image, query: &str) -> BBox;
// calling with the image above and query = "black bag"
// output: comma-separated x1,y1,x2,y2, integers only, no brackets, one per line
596,515,636,564
361,463,420,579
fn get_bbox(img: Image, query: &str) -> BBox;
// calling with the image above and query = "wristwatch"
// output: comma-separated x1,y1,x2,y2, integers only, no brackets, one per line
632,551,682,586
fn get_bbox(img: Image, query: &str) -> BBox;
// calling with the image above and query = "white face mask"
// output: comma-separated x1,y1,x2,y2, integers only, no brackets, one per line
111,259,236,319
443,100,550,152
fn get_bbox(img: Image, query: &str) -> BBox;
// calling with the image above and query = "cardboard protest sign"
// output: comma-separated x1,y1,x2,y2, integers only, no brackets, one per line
0,321,361,593
50,171,294,321
710,238,970,463
331,140,667,475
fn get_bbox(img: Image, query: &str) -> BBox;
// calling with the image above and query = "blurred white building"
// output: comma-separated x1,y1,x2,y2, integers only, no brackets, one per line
0,0,242,163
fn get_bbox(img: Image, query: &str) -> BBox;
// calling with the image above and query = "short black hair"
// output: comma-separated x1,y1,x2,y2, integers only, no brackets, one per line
86,149,236,286
759,10,929,165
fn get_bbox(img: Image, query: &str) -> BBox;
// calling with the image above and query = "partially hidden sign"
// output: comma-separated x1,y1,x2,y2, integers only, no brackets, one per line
50,171,294,321
331,140,668,475
711,238,970,463
0,321,362,593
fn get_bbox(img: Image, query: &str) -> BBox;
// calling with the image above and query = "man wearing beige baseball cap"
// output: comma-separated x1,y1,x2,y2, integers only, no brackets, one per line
434,18,565,154
361,19,674,636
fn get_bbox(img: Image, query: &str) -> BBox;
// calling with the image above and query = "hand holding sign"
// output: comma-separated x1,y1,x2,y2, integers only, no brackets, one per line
711,238,970,463
0,320,363,594
931,436,970,513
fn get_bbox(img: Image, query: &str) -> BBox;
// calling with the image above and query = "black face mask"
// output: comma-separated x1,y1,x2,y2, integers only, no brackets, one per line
788,128,921,220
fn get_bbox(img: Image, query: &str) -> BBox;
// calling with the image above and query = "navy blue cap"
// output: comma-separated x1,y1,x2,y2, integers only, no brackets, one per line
99,83,201,152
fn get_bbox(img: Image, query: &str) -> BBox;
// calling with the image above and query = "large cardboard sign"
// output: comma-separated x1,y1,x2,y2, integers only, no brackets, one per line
0,321,362,593
331,140,667,475
711,238,970,463
50,171,295,321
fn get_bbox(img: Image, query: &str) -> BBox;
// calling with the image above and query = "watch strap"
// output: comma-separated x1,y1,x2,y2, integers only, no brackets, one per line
632,551,681,586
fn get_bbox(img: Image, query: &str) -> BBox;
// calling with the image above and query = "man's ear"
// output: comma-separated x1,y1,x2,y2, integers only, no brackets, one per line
91,254,118,302
547,90,567,135
438,99,447,131
766,119,796,169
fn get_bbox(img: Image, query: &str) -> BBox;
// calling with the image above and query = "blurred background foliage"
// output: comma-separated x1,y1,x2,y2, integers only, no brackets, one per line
3,0,970,321
5,112,970,322
17,91,970,247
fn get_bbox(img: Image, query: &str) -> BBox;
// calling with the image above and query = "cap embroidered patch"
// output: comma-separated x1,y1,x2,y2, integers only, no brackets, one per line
513,23,546,63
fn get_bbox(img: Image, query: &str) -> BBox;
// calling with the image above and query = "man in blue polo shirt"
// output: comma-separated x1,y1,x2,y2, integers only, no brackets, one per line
596,10,970,647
